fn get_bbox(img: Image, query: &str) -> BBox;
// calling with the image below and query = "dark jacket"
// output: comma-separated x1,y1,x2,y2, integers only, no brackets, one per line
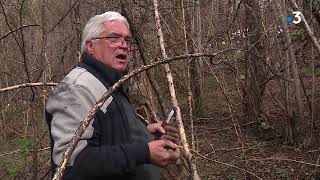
46,52,159,179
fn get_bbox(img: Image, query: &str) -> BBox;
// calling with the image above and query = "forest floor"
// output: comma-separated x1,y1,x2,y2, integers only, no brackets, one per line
1,67,320,180
180,69,320,180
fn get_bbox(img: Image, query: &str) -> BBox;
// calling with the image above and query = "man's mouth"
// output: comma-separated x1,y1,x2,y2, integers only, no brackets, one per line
115,54,127,61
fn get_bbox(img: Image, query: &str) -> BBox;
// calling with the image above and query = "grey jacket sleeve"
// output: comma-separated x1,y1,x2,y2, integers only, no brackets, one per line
46,82,150,176
46,83,97,166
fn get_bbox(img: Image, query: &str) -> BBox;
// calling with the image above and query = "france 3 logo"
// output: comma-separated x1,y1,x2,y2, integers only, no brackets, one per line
287,11,301,25
287,11,304,36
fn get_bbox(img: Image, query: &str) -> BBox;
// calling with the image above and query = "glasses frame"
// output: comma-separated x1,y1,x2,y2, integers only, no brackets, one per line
91,35,132,47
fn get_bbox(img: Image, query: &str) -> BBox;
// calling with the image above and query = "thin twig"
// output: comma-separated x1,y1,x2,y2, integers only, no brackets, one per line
0,82,58,93
121,5,165,119
152,0,201,179
177,146,262,180
247,157,320,168
288,0,320,54
0,147,50,157
18,0,35,101
0,24,40,41
205,59,245,157
46,0,82,33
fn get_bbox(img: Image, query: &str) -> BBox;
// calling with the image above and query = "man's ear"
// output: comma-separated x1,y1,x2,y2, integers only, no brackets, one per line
85,40,94,54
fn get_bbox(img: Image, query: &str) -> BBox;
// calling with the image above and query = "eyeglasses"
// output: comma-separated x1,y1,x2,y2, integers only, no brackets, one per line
91,35,132,47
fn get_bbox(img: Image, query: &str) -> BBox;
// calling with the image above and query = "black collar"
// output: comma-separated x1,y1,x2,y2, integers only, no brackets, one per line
78,52,124,87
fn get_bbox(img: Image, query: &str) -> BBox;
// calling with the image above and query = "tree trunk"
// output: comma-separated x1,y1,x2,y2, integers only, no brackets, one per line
309,0,320,26
181,0,196,161
152,0,201,179
242,0,267,124
191,0,204,117
273,0,307,145
121,4,164,122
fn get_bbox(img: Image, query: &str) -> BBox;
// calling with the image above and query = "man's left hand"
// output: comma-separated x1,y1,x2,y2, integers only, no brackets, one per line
147,122,179,143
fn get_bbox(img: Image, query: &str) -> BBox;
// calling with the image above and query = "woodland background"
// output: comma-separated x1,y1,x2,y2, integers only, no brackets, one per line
0,0,320,179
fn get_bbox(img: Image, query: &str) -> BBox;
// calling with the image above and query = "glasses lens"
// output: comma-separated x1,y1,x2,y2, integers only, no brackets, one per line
124,37,132,44
108,37,120,45
93,36,131,47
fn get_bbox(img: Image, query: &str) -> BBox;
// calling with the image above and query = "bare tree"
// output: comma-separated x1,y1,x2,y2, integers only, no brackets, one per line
273,0,308,145
242,0,268,124
152,0,200,179
190,0,204,117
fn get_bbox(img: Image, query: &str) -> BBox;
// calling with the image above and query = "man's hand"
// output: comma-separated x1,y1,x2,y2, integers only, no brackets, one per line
148,140,180,167
147,122,179,143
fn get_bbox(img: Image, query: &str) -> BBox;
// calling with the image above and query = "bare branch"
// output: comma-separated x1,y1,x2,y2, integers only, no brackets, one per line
0,147,50,157
0,82,58,93
247,157,320,168
288,0,320,54
19,0,35,101
53,50,236,180
0,24,40,41
46,0,81,33
185,146,263,180
153,0,201,179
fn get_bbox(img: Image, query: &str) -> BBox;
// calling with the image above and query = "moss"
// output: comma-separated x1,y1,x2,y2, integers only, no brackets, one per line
300,65,320,77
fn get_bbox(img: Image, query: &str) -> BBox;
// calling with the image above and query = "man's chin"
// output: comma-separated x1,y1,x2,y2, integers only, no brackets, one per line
113,64,128,72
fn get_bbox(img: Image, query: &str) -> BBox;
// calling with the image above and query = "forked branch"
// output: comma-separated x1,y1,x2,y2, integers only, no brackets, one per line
53,50,236,180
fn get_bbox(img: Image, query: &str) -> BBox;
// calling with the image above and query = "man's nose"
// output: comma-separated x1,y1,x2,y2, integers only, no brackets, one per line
119,39,130,48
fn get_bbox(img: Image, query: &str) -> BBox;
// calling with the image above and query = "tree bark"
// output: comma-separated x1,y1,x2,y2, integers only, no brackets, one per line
181,0,195,151
273,0,307,145
289,0,320,54
120,5,165,122
242,0,267,124
152,0,200,179
191,0,204,117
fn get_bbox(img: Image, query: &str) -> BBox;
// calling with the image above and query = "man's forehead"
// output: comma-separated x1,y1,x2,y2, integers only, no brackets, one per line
102,21,130,35
103,20,127,29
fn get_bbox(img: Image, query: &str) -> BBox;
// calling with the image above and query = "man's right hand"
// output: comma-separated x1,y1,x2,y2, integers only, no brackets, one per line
148,140,180,167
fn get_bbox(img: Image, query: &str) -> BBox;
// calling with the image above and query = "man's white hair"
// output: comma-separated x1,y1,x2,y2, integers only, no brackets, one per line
80,11,129,53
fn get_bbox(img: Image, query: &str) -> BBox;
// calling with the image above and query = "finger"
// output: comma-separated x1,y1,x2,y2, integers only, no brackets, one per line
154,125,165,134
165,126,179,133
168,148,180,162
147,124,155,133
148,123,165,134
162,134,178,143
165,132,180,139
162,140,178,149
171,148,180,157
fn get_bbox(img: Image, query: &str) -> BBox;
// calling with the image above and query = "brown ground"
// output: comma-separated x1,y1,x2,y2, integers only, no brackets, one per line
1,67,320,180
176,69,320,180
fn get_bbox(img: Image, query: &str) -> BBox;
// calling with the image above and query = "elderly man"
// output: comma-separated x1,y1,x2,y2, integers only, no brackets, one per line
46,11,180,179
